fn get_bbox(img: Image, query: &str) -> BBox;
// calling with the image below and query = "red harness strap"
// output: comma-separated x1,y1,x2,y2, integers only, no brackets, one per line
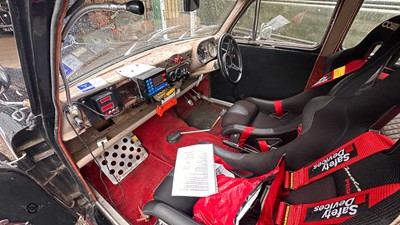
297,124,303,137
276,184,400,225
312,59,367,88
238,127,255,148
194,132,395,225
378,72,390,80
274,100,284,117
284,132,394,190
256,159,287,225
258,140,270,152
377,67,394,80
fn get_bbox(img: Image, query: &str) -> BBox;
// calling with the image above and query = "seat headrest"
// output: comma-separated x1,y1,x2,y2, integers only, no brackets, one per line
324,15,400,73
328,22,400,97
355,15,400,52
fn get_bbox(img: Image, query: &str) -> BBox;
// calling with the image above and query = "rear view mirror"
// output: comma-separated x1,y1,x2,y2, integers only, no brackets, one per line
183,0,200,12
126,0,145,15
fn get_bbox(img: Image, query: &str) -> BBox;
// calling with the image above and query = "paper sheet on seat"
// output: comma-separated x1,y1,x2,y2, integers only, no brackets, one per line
172,144,217,197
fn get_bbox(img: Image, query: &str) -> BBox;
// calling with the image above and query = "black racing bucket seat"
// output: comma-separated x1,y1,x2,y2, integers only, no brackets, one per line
221,15,400,148
142,35,400,224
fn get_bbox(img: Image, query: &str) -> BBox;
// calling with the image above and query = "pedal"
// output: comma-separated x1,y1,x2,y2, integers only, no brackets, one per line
191,89,202,99
183,95,194,106
188,92,198,102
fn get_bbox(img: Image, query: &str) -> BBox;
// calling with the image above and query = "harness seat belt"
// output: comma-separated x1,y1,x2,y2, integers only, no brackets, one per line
238,127,255,148
378,67,394,80
266,131,394,225
312,60,367,88
258,140,270,152
284,131,394,190
274,100,285,117
276,184,400,225
193,132,396,225
239,128,270,152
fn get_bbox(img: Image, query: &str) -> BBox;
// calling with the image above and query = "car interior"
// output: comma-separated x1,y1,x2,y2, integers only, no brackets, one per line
144,26,400,224
221,15,400,151
7,0,397,224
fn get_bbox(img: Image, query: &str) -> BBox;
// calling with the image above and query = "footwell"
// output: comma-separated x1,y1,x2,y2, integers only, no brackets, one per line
81,107,230,224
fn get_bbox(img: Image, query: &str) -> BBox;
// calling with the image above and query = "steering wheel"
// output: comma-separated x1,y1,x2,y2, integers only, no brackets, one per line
217,33,243,84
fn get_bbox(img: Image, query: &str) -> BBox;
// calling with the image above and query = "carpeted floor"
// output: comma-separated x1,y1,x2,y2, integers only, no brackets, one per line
134,109,229,167
81,154,172,224
81,105,232,224
183,103,221,130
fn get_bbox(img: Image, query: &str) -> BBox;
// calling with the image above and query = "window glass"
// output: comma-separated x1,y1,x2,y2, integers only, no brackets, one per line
343,1,399,48
0,1,31,159
62,0,237,84
233,0,337,46
233,3,255,38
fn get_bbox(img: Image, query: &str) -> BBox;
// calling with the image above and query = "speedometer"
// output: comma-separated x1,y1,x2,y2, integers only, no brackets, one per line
197,45,207,63
207,41,217,58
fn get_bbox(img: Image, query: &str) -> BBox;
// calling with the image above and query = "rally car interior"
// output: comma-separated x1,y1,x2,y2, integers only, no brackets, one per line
221,15,400,150
144,35,400,222
22,0,400,224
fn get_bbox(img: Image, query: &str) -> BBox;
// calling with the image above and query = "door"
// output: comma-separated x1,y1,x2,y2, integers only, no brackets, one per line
211,0,338,102
0,163,78,224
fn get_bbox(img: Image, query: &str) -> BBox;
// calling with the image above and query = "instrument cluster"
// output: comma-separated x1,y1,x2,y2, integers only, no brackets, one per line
165,53,191,83
197,39,217,64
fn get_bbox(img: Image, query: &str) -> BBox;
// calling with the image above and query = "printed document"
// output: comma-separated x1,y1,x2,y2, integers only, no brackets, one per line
172,144,217,197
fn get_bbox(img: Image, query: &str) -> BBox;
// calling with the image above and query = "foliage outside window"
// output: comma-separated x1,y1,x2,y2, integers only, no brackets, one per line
233,0,336,46
342,1,400,48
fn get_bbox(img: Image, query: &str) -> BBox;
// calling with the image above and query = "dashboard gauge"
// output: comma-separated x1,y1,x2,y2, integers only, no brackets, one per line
197,44,207,63
168,71,176,82
175,68,182,79
207,41,217,58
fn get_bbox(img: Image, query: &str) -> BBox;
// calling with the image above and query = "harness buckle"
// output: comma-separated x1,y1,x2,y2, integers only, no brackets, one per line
275,201,290,225
283,171,294,190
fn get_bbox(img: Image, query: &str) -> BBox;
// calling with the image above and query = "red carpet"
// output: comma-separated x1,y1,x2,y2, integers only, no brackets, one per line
81,107,233,224
134,110,228,167
81,154,172,224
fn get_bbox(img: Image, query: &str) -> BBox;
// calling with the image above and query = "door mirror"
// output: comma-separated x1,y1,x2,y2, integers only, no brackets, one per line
259,16,290,40
0,66,10,95
183,0,200,12
259,23,273,39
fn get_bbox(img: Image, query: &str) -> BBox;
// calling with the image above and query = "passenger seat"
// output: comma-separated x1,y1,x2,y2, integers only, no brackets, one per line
221,15,400,149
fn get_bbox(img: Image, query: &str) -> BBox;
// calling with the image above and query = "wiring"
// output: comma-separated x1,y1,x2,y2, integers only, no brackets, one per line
64,109,125,206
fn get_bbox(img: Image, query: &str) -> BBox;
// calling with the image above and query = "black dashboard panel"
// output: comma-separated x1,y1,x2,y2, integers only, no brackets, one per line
80,85,122,130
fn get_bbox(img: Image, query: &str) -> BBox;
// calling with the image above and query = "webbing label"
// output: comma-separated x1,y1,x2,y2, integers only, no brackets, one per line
305,194,368,222
308,144,358,179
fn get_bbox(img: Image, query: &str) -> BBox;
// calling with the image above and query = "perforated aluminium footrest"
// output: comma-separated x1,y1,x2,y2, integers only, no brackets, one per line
96,135,148,184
